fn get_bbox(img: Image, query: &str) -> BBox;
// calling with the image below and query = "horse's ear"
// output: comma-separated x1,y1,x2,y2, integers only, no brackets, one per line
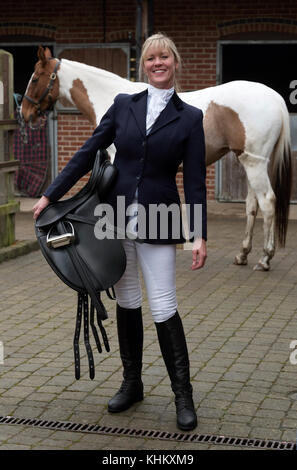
38,45,46,65
44,47,52,60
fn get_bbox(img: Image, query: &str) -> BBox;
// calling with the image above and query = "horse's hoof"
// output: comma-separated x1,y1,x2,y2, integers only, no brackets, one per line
234,255,247,266
253,262,270,271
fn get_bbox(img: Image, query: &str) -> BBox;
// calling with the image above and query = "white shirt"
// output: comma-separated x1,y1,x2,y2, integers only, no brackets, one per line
146,84,175,134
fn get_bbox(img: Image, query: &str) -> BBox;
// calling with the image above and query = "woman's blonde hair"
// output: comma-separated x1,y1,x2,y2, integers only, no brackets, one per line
139,32,182,91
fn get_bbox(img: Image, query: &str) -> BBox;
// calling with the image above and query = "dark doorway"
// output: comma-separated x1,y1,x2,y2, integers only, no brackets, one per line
221,43,297,113
0,44,54,96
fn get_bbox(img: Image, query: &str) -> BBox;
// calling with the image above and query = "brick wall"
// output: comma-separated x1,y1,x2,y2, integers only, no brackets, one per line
2,0,297,200
0,0,136,43
57,114,94,198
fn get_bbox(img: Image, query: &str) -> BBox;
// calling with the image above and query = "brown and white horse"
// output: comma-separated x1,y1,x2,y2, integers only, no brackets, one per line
21,46,292,271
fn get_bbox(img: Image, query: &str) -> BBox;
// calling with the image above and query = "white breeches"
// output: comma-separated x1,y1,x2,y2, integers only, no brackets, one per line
114,239,177,323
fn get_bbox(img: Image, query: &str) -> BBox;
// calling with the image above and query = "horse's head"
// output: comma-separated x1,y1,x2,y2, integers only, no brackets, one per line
21,46,60,124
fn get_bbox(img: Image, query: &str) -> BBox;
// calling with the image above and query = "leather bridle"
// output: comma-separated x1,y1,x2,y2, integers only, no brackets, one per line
23,58,61,116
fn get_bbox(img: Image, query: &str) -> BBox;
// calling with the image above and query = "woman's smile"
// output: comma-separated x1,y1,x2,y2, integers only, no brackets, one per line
143,47,178,89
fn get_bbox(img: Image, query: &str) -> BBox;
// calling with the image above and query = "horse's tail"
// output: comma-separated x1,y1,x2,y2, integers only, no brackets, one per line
271,99,292,247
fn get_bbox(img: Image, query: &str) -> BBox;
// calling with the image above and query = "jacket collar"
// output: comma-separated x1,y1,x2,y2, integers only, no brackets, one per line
130,89,183,138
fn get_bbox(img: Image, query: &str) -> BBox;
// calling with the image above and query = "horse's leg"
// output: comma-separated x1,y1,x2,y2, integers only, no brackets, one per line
254,192,275,271
234,182,258,266
238,152,276,271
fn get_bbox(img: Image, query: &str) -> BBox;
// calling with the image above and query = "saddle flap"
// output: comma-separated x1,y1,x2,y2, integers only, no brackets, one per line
36,218,126,296
35,197,86,229
98,160,118,197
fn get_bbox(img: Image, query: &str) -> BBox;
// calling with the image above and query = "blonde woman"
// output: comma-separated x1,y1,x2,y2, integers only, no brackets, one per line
33,33,207,431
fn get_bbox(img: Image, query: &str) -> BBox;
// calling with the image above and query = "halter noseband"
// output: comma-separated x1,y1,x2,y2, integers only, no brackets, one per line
24,59,61,115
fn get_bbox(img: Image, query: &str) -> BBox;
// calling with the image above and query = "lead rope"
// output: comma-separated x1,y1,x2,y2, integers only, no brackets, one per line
14,93,28,144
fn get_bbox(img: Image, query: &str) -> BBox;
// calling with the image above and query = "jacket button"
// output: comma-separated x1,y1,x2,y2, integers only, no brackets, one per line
142,141,146,147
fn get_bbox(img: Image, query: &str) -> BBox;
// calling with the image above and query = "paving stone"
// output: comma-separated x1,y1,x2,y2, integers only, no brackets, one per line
223,414,251,424
255,409,286,420
0,443,31,450
218,422,251,437
1,386,37,399
250,416,282,429
227,402,259,416
259,398,291,411
281,429,297,442
249,427,283,440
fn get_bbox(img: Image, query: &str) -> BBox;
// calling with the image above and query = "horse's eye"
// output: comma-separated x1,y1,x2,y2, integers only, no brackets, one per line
32,76,39,83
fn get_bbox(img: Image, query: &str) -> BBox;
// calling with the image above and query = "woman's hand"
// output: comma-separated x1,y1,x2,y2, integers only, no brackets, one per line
32,195,50,220
191,238,207,270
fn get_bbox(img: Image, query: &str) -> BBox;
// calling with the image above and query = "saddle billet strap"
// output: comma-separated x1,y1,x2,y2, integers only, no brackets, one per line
74,293,96,380
74,293,83,380
106,286,116,300
94,301,110,353
90,301,103,354
82,293,95,380
74,294,110,380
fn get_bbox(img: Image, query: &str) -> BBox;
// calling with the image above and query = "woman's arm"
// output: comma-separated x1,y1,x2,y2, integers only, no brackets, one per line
32,101,117,219
182,109,207,269
44,103,116,202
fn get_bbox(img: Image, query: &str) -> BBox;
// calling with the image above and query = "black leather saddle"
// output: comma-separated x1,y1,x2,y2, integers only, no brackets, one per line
35,149,126,379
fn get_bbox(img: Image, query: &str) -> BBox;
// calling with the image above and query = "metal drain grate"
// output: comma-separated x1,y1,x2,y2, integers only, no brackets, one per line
0,415,295,450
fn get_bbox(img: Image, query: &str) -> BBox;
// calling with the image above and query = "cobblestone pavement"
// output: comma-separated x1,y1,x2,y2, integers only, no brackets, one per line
0,209,297,451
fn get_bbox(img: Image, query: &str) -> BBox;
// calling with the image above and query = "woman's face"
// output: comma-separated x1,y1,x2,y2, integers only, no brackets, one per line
143,46,178,89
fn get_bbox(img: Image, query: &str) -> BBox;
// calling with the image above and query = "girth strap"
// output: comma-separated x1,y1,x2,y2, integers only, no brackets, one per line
93,302,110,352
82,293,95,380
73,293,83,380
74,293,110,380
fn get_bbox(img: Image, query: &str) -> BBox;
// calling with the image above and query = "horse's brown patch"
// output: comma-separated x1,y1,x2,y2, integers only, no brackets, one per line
204,101,246,165
70,79,97,127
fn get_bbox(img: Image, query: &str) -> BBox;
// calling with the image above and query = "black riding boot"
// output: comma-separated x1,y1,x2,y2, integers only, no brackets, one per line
108,304,144,412
155,312,197,431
